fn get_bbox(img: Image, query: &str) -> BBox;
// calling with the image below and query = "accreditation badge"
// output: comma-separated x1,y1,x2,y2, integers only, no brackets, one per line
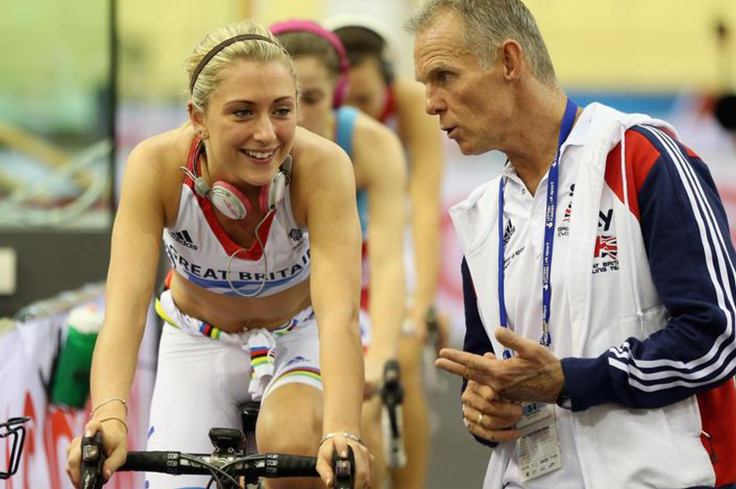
516,402,562,482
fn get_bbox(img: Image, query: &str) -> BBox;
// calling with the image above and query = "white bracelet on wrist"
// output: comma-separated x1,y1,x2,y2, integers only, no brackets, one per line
320,432,364,447
91,397,128,417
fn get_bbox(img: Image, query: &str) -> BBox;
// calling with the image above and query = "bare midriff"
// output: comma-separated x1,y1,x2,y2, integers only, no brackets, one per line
169,271,312,333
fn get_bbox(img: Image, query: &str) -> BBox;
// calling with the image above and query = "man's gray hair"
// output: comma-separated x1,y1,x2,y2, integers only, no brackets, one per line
404,0,557,85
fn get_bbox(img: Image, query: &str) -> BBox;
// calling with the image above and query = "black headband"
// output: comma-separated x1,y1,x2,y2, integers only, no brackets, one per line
189,34,287,93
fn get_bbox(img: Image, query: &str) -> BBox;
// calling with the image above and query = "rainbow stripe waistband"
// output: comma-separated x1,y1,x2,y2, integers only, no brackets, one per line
154,295,314,342
155,297,223,339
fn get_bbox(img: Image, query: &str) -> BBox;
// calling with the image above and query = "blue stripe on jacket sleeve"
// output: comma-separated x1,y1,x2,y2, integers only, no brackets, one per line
461,257,497,447
562,126,736,411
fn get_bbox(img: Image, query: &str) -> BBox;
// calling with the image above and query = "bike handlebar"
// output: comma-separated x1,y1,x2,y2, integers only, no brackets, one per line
119,451,319,478
81,431,355,488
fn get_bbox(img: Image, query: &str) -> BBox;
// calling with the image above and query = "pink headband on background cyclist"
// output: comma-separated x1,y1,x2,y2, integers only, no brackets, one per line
270,20,351,109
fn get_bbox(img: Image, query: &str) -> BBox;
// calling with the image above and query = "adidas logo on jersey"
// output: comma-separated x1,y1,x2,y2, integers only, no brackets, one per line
170,230,198,250
503,219,516,245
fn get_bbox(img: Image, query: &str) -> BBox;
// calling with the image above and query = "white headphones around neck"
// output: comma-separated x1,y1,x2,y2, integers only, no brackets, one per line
180,139,293,220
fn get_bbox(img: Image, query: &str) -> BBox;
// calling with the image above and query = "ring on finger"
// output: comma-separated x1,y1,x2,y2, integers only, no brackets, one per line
477,413,484,425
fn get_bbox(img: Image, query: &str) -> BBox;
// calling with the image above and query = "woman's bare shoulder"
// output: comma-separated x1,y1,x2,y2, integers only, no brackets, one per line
121,125,197,226
290,126,350,174
353,110,400,143
288,127,355,222
128,125,196,176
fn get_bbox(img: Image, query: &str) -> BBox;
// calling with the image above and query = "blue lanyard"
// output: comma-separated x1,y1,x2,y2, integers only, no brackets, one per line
497,99,578,355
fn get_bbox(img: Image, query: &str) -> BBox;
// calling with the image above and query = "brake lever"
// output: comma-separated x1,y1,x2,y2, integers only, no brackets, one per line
332,445,355,489
380,360,407,468
81,431,106,489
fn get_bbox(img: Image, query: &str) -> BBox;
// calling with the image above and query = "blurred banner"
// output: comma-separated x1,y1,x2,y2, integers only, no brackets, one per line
0,295,157,489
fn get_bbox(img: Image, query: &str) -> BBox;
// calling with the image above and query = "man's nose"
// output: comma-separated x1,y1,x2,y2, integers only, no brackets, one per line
425,87,445,116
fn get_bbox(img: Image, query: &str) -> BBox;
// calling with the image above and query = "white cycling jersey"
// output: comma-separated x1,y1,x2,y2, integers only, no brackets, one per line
162,137,310,297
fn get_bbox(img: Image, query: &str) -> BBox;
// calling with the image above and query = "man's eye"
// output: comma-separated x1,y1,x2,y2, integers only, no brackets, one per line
437,71,452,82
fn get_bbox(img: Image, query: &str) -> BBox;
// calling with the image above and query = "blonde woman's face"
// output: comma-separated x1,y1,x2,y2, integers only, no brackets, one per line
201,59,297,187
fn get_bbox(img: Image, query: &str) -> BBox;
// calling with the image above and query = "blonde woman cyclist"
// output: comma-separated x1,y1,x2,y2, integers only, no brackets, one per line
65,20,371,489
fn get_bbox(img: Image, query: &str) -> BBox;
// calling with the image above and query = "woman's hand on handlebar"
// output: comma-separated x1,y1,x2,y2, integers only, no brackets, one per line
316,433,373,489
66,417,128,488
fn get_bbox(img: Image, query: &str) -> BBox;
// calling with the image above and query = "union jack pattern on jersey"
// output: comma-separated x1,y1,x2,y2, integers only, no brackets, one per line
594,235,618,260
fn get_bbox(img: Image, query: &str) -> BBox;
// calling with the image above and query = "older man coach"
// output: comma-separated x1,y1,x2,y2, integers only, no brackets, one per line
406,0,736,488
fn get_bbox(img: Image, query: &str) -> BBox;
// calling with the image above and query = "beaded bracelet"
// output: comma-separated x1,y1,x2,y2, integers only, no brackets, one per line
319,432,364,447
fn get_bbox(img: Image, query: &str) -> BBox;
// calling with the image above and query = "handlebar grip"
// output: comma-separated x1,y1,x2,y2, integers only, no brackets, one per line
119,451,182,474
265,453,318,477
80,432,105,489
332,445,355,489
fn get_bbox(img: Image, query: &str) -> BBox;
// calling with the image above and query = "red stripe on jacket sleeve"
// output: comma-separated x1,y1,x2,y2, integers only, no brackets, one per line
697,381,736,486
604,130,661,221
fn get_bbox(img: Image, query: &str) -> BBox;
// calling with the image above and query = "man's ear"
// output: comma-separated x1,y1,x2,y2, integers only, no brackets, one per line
499,40,523,81
188,101,208,139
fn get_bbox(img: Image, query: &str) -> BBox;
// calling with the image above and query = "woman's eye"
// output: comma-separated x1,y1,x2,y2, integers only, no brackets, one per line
274,107,293,116
233,109,252,117
301,92,323,106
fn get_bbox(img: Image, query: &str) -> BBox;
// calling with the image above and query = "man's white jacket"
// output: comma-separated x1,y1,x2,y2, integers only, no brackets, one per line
449,103,736,488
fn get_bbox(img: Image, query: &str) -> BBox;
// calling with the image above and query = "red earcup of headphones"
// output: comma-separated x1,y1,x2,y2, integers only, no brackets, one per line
210,181,252,220
186,150,292,219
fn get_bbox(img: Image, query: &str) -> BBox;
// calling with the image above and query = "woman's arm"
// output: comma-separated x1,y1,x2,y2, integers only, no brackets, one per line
295,131,365,430
395,78,444,335
353,114,407,392
91,139,166,408
68,135,170,485
85,139,168,476
295,132,371,484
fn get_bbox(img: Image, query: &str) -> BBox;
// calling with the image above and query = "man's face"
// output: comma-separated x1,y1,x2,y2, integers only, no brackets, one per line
414,9,512,155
